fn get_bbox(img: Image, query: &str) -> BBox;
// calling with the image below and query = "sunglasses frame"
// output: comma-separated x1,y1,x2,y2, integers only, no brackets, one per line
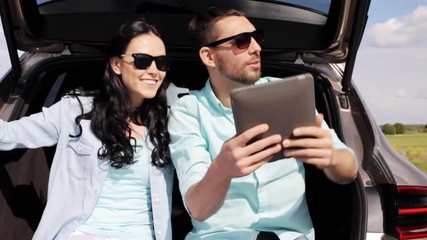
205,30,264,49
120,53,171,71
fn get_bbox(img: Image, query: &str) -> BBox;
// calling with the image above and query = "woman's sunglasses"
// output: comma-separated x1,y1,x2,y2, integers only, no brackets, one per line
120,53,171,71
205,30,264,50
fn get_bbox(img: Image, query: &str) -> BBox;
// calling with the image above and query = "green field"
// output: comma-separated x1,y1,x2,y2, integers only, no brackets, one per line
385,133,427,174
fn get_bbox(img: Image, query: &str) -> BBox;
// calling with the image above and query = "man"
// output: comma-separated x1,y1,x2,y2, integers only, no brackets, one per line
168,6,358,240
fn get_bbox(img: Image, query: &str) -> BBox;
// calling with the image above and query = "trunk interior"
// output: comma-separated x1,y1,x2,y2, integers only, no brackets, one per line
0,55,363,240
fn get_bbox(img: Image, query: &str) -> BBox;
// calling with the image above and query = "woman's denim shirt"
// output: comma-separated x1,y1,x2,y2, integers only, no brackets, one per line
0,96,174,240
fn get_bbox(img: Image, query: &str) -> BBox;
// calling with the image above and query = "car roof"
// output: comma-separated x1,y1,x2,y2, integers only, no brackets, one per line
0,0,371,90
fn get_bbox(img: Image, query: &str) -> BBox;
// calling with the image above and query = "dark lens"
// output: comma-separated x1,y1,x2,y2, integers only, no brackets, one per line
134,54,153,69
133,54,170,71
155,56,171,71
234,33,252,49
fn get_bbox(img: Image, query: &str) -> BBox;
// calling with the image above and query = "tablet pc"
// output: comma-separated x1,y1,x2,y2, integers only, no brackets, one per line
230,73,316,161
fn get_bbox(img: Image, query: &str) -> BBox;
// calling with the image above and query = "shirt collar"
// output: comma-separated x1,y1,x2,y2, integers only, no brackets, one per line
201,78,233,116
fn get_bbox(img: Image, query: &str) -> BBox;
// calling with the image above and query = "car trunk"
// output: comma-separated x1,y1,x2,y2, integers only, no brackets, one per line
0,0,373,239
0,53,364,239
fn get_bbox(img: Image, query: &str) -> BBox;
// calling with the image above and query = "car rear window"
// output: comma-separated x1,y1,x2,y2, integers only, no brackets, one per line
36,0,330,24
274,0,331,14
26,0,340,54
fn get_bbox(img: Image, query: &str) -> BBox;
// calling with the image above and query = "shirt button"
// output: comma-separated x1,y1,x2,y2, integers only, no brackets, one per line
155,198,160,202
157,231,162,234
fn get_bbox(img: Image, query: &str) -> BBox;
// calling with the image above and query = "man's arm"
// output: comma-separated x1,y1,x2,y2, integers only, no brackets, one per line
323,148,357,184
185,124,282,221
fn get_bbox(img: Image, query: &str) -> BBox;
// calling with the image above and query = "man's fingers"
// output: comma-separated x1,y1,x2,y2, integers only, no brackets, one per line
283,137,332,149
239,143,282,173
235,124,269,146
246,133,282,154
292,126,328,139
250,143,282,161
316,113,324,127
291,113,325,138
284,148,331,159
284,148,333,169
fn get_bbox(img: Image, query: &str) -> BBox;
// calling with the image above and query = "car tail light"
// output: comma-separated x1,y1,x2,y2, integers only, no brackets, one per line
395,186,427,239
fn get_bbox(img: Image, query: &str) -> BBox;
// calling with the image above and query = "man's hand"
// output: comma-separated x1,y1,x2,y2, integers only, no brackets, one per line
282,114,357,183
282,114,333,169
215,123,282,179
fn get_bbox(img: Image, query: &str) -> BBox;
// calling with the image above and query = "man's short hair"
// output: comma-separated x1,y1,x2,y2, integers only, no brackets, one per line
188,6,246,51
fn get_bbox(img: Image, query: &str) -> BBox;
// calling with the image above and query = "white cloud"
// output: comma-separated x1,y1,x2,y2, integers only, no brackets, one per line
367,6,427,47
395,89,407,98
367,98,427,124
353,45,427,124
414,87,427,99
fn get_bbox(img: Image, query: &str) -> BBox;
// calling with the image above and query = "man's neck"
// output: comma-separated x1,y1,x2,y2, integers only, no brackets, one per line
209,78,232,108
209,75,248,108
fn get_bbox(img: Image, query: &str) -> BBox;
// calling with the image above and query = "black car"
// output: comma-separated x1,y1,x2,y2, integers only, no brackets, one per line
1,0,427,239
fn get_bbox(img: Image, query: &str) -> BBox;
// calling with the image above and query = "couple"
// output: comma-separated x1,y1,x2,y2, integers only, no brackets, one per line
0,6,357,240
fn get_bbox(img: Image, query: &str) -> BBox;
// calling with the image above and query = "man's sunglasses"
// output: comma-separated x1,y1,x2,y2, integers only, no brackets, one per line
205,30,264,49
120,53,171,71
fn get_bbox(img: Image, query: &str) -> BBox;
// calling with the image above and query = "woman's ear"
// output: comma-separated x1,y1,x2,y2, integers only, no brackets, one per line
110,57,122,75
199,47,216,68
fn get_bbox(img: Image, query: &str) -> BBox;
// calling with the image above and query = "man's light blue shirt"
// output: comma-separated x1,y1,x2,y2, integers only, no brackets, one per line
169,77,352,240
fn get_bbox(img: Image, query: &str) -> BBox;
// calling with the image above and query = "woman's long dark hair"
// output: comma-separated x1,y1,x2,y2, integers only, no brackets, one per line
70,18,170,168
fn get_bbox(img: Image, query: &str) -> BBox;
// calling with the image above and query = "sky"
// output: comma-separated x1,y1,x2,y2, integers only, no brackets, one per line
0,0,426,124
352,0,427,124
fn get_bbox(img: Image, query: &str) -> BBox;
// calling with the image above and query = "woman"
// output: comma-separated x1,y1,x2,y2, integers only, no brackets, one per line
0,18,174,240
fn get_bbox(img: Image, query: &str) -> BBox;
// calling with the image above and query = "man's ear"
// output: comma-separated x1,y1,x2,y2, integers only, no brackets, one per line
110,57,122,75
199,47,216,68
